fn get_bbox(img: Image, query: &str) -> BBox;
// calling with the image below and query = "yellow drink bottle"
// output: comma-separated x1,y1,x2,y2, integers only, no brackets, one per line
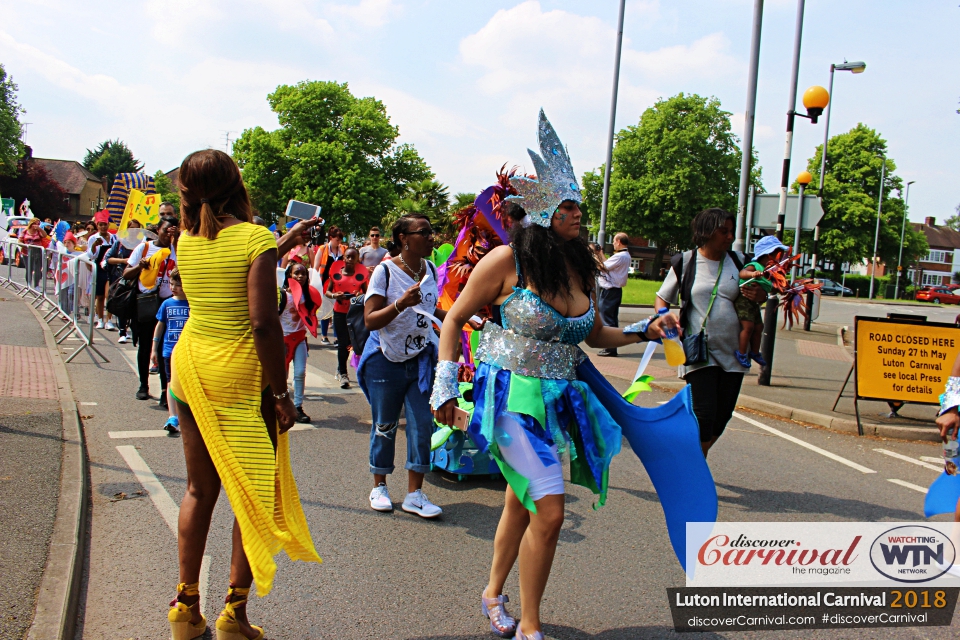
658,308,686,367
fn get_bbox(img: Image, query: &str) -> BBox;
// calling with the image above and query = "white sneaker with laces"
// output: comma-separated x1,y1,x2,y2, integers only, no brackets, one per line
402,489,442,518
369,483,393,512
118,334,127,344
95,319,104,329
105,321,116,331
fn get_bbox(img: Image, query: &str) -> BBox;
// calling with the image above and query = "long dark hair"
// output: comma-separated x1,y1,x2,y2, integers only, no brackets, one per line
505,202,598,299
179,150,252,240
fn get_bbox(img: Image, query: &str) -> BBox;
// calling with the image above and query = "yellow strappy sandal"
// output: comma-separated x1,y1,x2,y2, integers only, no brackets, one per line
168,582,207,640
215,586,264,640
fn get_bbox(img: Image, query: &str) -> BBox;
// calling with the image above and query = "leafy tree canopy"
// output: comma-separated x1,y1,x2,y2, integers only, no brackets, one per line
943,204,960,232
801,123,927,278
0,154,69,218
153,169,179,214
83,139,143,194
583,93,760,265
233,80,433,232
0,64,24,177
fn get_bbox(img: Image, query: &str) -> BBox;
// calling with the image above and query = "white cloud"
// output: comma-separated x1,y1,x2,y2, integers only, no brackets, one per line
327,0,401,28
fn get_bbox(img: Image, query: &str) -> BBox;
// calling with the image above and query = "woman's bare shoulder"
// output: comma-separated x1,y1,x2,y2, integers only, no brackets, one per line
482,244,516,269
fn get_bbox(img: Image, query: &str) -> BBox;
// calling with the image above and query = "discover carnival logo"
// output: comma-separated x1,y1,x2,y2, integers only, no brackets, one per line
869,526,956,583
697,534,862,571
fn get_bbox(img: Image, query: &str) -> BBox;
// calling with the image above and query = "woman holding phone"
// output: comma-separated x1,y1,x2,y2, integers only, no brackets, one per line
358,213,446,517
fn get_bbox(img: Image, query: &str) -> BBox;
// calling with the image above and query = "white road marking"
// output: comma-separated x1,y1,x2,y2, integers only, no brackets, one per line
887,479,929,494
921,456,945,465
79,401,97,406
288,423,316,431
731,411,877,474
116,445,210,612
116,445,179,531
110,430,175,439
873,449,943,472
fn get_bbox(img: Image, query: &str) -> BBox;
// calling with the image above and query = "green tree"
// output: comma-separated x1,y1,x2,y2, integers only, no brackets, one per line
233,80,433,231
586,93,760,265
83,139,143,193
943,204,960,232
0,64,24,177
802,124,927,280
381,178,451,236
153,169,179,214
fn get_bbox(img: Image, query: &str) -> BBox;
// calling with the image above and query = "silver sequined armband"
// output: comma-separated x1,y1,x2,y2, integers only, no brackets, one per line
622,317,657,343
430,360,462,411
941,376,960,415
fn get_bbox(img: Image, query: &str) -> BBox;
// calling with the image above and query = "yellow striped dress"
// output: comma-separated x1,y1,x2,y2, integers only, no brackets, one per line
170,223,320,595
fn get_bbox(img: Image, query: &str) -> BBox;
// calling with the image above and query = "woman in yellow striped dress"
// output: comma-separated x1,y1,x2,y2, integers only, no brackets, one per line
166,150,320,640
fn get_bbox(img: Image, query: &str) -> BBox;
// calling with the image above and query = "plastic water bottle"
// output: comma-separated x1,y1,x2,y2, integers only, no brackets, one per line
658,308,686,367
944,437,959,476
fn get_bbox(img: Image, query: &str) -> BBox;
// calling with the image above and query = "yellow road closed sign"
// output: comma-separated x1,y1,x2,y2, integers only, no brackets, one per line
856,317,960,404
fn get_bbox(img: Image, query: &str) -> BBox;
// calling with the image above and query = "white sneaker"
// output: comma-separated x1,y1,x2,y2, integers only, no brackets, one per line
95,319,104,329
117,334,127,344
105,321,116,331
369,483,393,512
402,489,442,519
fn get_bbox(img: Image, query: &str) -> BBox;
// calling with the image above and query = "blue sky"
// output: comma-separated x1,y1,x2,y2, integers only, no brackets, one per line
1,1,957,222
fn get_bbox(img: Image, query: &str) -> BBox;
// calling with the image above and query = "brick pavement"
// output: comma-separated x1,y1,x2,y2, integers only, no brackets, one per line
0,344,59,399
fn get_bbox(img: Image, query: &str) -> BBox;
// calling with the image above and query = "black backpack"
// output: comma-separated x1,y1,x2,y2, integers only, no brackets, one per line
670,249,745,332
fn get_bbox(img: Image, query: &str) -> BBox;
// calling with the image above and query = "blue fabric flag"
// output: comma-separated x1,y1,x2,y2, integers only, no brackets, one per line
576,359,718,571
924,472,960,517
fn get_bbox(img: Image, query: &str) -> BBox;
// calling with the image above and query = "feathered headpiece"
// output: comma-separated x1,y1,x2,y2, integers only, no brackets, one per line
507,109,581,227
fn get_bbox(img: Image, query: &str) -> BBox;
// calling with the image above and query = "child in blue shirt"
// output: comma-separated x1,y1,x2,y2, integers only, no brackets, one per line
153,268,189,433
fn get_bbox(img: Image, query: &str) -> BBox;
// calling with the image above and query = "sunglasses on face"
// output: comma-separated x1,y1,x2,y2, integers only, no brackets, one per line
370,233,380,238
405,229,434,238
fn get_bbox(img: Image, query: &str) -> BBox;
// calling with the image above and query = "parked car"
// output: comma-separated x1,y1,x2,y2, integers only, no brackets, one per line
915,287,960,305
0,215,31,266
818,278,854,297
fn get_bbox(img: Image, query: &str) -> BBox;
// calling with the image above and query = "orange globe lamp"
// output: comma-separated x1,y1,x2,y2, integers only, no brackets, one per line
802,85,830,123
796,171,813,186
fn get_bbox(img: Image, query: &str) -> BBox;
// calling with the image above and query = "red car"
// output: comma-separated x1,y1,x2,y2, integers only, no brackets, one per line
916,287,960,304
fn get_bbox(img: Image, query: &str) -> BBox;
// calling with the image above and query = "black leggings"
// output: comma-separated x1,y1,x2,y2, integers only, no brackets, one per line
684,366,744,443
333,311,351,376
137,315,167,393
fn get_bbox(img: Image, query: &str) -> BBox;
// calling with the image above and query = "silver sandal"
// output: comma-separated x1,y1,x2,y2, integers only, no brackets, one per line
481,592,517,638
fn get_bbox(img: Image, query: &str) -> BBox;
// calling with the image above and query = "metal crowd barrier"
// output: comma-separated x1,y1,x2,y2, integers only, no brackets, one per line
0,239,108,363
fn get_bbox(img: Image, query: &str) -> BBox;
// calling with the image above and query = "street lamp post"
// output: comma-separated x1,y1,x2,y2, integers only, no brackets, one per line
734,0,765,253
804,60,866,330
756,0,828,386
868,154,887,300
597,0,627,249
792,171,812,282
894,180,915,300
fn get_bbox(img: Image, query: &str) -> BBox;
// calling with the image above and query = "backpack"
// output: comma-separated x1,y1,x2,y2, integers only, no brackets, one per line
670,249,745,332
106,276,138,319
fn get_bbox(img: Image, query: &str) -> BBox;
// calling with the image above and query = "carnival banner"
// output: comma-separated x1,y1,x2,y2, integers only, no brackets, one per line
118,190,161,232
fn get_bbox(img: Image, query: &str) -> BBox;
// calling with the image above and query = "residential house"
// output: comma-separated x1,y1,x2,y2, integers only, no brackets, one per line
34,158,107,221
907,216,960,287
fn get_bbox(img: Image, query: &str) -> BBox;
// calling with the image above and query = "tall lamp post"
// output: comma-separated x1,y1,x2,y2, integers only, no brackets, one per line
597,0,627,249
894,180,915,299
791,171,813,282
757,75,829,384
804,60,866,330
734,0,765,253
868,154,887,300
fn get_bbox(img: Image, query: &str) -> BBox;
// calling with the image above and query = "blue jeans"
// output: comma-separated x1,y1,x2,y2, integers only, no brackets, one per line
291,339,307,408
366,350,433,475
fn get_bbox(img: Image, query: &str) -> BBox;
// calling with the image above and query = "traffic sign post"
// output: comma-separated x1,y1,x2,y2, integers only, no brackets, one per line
833,316,960,435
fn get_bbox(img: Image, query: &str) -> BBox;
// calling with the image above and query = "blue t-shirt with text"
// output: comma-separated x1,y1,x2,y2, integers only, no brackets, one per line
156,298,190,358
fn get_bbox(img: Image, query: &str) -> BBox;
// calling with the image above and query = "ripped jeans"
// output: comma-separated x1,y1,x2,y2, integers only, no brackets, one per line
365,350,433,475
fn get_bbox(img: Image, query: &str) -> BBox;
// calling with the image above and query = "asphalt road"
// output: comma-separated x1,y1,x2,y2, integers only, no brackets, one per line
64,329,960,639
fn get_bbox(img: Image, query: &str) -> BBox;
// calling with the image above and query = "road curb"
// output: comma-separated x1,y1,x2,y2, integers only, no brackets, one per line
649,380,941,443
23,301,88,640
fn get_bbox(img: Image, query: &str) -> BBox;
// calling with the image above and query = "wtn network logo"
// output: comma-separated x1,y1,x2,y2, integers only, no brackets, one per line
870,526,956,583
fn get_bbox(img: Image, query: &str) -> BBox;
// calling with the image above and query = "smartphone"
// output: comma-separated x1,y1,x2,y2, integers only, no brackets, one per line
284,199,323,221
452,406,470,431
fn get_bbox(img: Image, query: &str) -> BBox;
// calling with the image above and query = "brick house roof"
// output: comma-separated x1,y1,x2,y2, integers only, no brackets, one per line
33,158,102,195
911,218,960,250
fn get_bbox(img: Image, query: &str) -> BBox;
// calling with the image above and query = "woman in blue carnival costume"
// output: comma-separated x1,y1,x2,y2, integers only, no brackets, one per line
432,110,718,640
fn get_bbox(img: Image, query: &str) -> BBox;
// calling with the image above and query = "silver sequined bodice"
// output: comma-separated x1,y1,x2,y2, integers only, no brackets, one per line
500,287,595,345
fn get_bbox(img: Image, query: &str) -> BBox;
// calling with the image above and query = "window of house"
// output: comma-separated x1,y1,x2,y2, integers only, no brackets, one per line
925,250,951,264
921,273,947,287
630,258,641,273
